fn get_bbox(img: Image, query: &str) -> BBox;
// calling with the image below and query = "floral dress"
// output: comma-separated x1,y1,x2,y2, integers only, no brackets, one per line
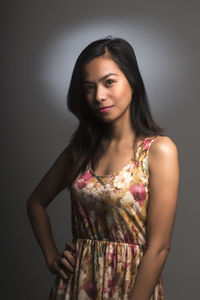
48,135,165,299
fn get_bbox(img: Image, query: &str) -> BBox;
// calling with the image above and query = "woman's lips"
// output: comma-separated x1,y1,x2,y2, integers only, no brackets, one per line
98,105,113,113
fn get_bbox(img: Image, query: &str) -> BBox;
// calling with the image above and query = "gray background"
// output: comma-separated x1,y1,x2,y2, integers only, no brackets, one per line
2,0,199,299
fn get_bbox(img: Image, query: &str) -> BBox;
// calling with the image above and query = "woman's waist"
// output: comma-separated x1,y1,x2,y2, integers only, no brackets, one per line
75,237,147,248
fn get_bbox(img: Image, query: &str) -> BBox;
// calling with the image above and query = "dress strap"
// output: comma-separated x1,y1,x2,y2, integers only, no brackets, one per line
135,135,158,162
136,135,159,176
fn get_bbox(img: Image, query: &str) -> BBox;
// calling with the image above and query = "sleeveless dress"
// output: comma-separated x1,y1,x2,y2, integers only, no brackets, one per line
48,135,165,299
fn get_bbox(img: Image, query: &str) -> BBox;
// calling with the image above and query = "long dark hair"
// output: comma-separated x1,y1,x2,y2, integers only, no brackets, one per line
64,36,164,188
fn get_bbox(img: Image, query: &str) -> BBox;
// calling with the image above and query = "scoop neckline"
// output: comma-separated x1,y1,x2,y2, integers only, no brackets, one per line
89,136,155,178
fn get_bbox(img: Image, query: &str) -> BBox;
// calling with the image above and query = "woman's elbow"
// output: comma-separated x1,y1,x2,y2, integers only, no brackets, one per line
147,242,171,256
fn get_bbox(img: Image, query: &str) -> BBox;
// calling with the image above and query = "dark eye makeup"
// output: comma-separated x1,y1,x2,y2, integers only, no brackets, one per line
83,79,115,93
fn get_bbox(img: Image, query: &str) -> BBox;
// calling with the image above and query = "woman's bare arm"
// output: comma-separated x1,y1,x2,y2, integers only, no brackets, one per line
130,136,180,300
26,145,71,268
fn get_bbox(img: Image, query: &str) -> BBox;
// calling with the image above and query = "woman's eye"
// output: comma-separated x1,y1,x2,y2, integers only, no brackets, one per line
106,79,114,85
84,85,94,93
83,80,114,93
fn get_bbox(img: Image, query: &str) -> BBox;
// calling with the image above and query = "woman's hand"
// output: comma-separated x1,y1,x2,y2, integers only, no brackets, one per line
47,241,76,280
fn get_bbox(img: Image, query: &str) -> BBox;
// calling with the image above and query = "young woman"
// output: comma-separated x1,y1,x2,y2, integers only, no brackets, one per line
26,36,180,299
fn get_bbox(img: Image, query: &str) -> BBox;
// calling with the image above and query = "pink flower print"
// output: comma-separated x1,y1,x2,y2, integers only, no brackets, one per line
130,183,146,207
77,181,86,189
83,280,98,299
143,139,152,150
76,171,93,190
133,161,139,167
79,172,93,181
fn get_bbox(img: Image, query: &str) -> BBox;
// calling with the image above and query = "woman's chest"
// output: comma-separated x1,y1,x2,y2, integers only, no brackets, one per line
90,137,146,176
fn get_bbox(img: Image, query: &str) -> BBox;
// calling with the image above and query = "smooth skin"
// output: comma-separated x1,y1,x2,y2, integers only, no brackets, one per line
27,55,180,299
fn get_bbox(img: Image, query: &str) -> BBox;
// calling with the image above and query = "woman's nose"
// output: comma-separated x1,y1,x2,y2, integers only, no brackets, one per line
95,85,106,103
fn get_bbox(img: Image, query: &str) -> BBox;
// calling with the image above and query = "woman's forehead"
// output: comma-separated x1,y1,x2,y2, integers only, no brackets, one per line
83,57,122,81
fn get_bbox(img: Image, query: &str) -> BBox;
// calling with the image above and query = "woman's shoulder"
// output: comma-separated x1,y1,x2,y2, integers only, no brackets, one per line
150,135,178,152
148,135,179,169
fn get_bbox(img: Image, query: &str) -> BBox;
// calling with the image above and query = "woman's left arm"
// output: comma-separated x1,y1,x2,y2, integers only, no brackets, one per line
130,136,180,300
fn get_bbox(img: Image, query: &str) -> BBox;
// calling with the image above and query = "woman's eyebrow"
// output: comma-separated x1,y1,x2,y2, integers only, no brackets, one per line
83,73,118,84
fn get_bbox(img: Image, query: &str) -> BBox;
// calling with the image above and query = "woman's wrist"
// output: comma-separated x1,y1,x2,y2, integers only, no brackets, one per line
46,249,60,268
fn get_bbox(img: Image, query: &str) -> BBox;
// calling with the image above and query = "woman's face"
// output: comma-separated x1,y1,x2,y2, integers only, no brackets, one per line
82,56,133,123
